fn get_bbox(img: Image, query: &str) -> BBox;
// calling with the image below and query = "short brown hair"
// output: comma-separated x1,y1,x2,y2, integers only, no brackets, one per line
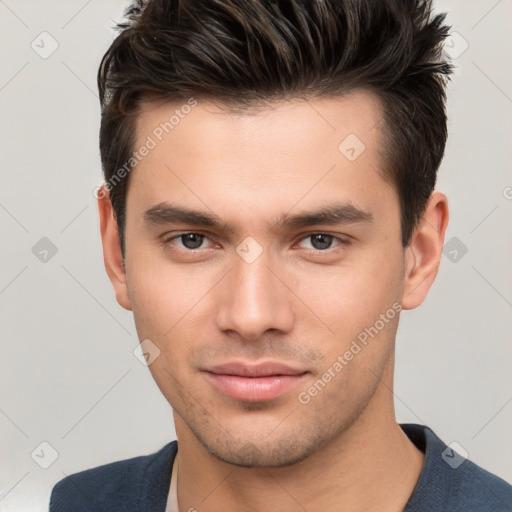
98,0,452,254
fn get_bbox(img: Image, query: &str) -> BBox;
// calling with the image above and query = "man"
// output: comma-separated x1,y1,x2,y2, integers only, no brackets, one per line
49,0,512,510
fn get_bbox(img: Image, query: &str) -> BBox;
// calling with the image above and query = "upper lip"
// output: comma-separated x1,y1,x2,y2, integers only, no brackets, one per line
203,361,308,377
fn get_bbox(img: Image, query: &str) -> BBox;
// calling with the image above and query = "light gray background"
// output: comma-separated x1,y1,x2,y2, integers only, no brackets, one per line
1,0,511,510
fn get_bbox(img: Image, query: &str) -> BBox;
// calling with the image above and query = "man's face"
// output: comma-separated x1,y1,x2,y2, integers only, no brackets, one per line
122,91,407,467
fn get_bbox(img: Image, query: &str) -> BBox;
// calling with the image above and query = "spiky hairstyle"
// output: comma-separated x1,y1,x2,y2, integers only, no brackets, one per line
98,0,452,253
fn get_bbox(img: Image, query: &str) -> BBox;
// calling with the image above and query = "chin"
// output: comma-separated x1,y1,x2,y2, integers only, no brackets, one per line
188,418,332,468
207,438,316,468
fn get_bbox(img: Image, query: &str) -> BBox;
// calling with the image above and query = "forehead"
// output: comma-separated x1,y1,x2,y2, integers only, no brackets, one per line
134,90,384,157
127,91,397,229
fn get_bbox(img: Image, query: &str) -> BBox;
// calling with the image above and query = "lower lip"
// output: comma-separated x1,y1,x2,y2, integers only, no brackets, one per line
204,372,307,402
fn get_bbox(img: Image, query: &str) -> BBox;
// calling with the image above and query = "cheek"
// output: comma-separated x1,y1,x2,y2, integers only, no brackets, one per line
289,249,404,339
126,238,404,345
125,255,217,379
125,263,201,406
125,251,206,336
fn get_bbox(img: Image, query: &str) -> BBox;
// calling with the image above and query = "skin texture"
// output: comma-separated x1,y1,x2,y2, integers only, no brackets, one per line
98,90,449,511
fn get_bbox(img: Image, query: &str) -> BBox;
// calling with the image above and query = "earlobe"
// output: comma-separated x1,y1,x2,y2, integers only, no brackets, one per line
97,186,132,311
401,191,449,310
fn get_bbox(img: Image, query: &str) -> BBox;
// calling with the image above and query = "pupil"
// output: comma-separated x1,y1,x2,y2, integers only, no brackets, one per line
182,234,203,249
312,234,332,250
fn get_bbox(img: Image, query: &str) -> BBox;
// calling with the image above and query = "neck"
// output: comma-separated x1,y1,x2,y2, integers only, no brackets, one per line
173,368,424,512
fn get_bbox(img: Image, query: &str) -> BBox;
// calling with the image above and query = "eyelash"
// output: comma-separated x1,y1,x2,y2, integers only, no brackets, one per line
162,232,348,253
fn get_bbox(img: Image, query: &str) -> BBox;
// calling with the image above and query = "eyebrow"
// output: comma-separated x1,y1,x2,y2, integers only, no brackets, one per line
143,201,374,233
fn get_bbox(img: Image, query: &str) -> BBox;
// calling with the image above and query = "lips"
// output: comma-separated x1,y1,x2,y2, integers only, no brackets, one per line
202,361,308,402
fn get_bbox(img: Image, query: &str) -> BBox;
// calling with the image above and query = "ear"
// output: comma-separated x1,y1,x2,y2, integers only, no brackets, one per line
97,186,132,311
401,191,449,310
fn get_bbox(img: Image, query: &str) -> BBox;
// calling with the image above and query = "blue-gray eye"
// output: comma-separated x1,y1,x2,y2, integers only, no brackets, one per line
177,233,205,249
301,234,338,250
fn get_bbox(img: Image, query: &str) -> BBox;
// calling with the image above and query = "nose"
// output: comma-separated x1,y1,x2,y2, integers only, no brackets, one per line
215,249,295,340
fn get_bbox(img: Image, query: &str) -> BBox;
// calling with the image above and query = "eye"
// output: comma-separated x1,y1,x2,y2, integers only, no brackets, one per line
165,232,212,250
163,232,347,254
297,233,343,251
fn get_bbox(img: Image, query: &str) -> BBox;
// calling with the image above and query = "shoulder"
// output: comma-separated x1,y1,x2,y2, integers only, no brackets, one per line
49,441,177,512
445,452,512,511
401,424,512,512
